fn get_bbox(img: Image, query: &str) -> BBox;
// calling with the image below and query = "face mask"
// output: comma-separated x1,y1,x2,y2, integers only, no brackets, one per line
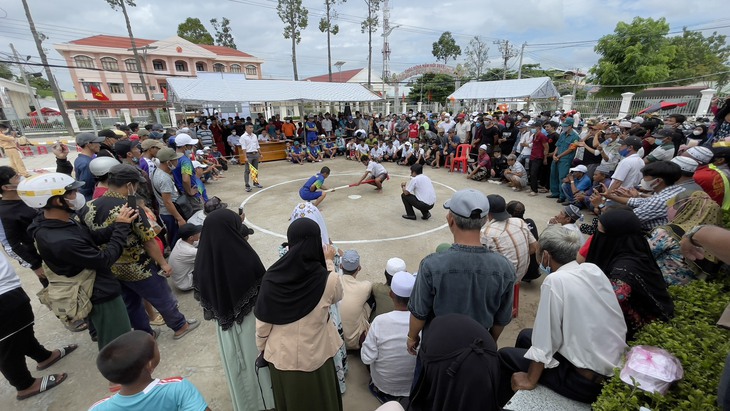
65,193,86,210
192,240,199,247
619,148,630,157
184,150,192,156
132,157,139,163
639,177,659,191
539,253,552,276
654,139,662,146
516,116,522,120
693,130,702,136
506,123,511,128
663,124,673,130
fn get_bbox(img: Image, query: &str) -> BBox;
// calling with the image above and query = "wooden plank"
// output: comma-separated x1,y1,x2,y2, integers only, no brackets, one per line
239,141,287,163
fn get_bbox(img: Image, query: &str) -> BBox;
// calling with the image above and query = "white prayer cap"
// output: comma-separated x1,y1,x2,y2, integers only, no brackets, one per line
391,271,416,298
385,258,406,275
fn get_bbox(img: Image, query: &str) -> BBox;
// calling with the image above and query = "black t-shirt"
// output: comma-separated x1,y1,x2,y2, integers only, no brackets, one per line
482,126,501,147
546,132,559,155
582,138,602,165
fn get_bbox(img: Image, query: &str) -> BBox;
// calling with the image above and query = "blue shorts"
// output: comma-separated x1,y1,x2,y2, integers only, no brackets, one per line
299,188,322,201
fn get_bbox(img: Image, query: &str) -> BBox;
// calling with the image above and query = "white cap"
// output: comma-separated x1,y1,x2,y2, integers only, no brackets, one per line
479,144,488,151
196,149,204,155
629,116,645,124
192,160,208,169
175,133,199,147
203,146,211,150
391,271,416,298
385,257,406,275
671,156,698,173
619,120,632,128
569,164,588,173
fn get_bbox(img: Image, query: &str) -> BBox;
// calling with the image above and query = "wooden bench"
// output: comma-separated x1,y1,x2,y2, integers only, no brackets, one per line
504,385,591,411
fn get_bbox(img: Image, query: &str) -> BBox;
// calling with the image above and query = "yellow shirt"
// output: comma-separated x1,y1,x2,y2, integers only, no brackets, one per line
0,132,17,150
256,268,343,372
339,275,373,349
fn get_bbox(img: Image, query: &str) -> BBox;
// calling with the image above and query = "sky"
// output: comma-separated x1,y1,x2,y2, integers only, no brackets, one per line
1,0,730,92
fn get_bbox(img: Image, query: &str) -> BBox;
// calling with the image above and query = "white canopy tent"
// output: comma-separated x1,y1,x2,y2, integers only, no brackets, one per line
167,73,383,105
448,77,560,100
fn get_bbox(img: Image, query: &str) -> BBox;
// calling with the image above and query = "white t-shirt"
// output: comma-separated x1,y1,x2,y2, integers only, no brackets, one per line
438,120,456,134
0,252,21,296
167,239,197,291
321,118,333,132
240,132,260,153
455,121,471,140
401,146,414,158
360,310,417,397
612,153,644,188
407,174,436,205
227,134,240,147
367,161,387,178
518,131,534,156
356,143,370,155
143,157,159,177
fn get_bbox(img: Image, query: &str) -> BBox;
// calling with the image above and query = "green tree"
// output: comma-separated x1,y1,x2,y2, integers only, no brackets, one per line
177,18,214,45
105,0,150,100
277,0,308,81
0,62,13,80
464,36,489,78
29,75,52,98
406,73,456,104
590,17,676,95
432,32,461,65
361,0,381,88
668,28,730,89
480,68,517,81
319,0,346,82
210,17,237,49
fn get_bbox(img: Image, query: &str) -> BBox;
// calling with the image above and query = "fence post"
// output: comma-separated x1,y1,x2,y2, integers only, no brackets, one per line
618,92,635,118
65,109,80,133
385,102,391,116
697,89,716,118
168,108,176,127
417,101,422,113
561,95,574,111
120,108,132,125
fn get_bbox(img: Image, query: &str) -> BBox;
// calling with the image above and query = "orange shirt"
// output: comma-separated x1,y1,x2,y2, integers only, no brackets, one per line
281,122,297,138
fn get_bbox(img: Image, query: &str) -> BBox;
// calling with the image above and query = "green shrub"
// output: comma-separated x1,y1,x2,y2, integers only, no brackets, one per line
593,281,730,411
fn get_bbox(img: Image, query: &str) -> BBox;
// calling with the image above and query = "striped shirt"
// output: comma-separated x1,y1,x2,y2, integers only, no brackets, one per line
480,217,536,281
627,185,685,231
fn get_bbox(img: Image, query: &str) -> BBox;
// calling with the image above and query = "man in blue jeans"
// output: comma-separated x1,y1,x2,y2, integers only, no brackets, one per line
80,164,199,340
548,117,580,202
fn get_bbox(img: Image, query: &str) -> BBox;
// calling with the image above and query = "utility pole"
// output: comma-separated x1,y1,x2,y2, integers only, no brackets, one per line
493,40,518,80
516,42,527,79
10,43,44,122
21,0,74,137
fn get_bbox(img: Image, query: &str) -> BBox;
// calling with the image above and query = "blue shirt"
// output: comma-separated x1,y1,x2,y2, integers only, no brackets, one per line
172,155,195,194
88,378,207,411
573,173,593,193
301,173,325,194
74,153,95,198
306,121,318,143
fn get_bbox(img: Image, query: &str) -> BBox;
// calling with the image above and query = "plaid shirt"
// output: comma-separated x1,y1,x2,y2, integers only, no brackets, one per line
480,217,536,281
627,185,685,231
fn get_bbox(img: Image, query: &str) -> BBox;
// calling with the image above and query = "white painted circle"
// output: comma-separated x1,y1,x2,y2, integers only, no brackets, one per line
348,194,362,200
241,173,457,244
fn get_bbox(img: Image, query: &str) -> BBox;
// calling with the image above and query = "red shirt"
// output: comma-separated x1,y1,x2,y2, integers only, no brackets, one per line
409,123,419,138
530,132,549,160
694,165,725,206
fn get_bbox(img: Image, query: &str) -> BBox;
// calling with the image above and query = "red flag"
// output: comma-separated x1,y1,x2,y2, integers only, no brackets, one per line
402,93,406,102
428,90,432,102
89,85,109,101
162,87,168,101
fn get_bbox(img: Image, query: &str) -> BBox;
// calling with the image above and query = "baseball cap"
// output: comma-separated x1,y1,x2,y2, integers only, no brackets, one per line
76,132,104,146
443,189,490,219
479,144,488,151
175,133,199,147
341,250,360,272
685,146,713,165
595,164,612,175
141,139,164,151
621,136,643,150
653,128,674,139
605,126,621,135
137,129,150,138
151,123,165,131
196,149,205,156
671,156,698,173
108,164,146,184
561,117,575,127
385,257,406,275
98,129,117,139
178,223,202,240
619,120,632,128
114,140,141,158
487,194,510,221
569,164,588,173
157,147,183,162
192,160,208,169
629,116,645,124
391,271,416,298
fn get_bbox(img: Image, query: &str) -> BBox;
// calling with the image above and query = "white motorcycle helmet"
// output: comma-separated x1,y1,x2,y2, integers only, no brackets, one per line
17,173,84,209
89,156,121,177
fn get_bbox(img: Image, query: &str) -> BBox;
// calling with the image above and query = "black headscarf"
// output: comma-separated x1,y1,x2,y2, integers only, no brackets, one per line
193,209,265,331
409,314,501,411
254,218,329,325
585,209,674,337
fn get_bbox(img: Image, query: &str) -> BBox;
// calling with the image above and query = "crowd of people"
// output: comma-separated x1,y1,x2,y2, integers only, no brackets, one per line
0,95,729,411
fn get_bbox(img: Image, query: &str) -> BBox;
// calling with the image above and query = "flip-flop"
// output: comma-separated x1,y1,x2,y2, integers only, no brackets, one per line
36,344,78,371
16,373,67,400
64,319,88,333
173,319,200,340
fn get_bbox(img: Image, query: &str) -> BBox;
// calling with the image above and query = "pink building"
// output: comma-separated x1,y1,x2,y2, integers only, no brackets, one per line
54,35,264,116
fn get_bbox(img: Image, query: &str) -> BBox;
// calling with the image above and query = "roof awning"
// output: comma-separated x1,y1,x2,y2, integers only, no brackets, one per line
448,77,560,100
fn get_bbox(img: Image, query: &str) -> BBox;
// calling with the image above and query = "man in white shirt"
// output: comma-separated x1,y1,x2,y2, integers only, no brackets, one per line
608,136,644,192
361,271,417,404
438,114,456,134
498,225,627,406
167,223,201,291
321,113,333,137
140,139,163,177
356,156,389,191
339,250,373,350
454,114,471,142
239,122,263,192
401,164,435,220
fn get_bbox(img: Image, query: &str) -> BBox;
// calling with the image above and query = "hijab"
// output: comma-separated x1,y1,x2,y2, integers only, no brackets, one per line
409,314,500,411
193,209,265,331
290,202,330,245
255,218,329,325
585,209,674,325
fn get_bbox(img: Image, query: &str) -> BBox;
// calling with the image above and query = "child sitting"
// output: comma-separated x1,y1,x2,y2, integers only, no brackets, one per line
307,141,323,162
291,141,305,165
346,139,357,160
336,135,346,156
89,331,209,411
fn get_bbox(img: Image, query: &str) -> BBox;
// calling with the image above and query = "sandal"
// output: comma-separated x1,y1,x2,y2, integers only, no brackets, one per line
64,319,88,333
173,319,200,340
149,314,165,326
16,373,67,400
37,344,78,371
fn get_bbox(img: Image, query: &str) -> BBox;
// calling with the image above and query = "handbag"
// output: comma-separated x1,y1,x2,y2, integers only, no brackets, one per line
152,169,195,220
36,265,95,326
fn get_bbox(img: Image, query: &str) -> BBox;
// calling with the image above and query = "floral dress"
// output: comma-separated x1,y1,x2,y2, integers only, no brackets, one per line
647,227,698,286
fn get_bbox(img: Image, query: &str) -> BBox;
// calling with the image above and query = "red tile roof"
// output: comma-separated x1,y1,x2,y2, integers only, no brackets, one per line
304,68,363,83
198,44,253,58
70,35,155,49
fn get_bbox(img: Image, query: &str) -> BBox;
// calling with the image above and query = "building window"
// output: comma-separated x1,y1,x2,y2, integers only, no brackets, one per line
81,81,101,93
100,57,119,71
130,83,145,94
108,83,125,94
195,62,207,72
124,59,139,72
91,109,109,117
230,64,242,74
174,60,188,72
213,63,225,73
245,65,257,76
74,55,95,69
152,59,166,71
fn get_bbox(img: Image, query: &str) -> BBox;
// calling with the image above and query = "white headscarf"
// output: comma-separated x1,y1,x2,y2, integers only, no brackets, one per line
290,202,330,245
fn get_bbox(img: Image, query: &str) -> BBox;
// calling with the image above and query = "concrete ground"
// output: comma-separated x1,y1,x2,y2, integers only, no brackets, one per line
0,149,564,410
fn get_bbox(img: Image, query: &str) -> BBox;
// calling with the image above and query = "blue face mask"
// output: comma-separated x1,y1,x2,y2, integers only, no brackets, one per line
539,253,552,276
619,148,630,157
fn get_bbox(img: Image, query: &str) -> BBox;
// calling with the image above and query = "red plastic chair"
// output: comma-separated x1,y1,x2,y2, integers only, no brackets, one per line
449,144,471,173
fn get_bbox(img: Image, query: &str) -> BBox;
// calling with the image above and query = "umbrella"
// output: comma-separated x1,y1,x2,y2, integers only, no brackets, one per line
638,101,688,115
